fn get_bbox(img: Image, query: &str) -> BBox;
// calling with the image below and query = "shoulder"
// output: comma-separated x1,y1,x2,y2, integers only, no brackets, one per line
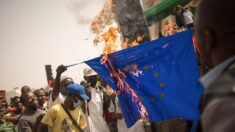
202,97,235,131
37,109,46,114
209,66,235,91
205,65,235,96
201,64,235,108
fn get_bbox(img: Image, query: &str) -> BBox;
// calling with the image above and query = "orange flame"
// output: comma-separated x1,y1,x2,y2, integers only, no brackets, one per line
121,38,129,49
101,55,149,119
104,0,116,9
122,36,143,49
91,0,115,46
102,27,118,54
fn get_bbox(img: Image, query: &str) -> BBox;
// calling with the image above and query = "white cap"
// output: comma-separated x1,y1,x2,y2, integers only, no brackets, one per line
60,75,72,83
83,68,97,77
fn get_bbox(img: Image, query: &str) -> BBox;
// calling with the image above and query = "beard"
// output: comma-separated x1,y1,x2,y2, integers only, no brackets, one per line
29,101,39,111
15,109,21,115
38,100,45,106
29,105,37,111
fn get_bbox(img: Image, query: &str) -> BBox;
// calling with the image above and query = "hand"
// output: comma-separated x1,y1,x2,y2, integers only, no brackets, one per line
56,65,67,74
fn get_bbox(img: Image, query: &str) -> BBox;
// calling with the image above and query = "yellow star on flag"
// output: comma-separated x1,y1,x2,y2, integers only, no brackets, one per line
124,66,129,72
149,97,155,103
153,72,159,77
159,93,165,99
159,82,165,88
143,65,148,70
132,64,138,69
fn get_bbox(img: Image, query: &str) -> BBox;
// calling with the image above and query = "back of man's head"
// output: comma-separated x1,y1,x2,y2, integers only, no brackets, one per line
195,0,235,66
21,85,30,94
196,0,235,44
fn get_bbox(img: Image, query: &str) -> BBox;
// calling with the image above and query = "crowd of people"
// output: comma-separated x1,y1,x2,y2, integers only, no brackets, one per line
1,0,235,131
0,65,149,132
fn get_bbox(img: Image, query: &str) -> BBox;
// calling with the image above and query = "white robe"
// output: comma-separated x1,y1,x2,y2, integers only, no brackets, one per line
114,96,145,132
88,88,110,132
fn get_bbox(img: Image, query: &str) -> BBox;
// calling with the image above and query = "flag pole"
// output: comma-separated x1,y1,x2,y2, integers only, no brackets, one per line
65,62,84,68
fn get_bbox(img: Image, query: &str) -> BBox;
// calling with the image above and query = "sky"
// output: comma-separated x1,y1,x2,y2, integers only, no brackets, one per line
0,0,106,91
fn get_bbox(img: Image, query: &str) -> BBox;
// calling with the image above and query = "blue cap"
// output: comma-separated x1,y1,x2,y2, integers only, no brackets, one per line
66,84,89,100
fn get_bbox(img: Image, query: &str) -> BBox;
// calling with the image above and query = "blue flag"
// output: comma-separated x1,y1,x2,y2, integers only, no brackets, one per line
85,30,204,128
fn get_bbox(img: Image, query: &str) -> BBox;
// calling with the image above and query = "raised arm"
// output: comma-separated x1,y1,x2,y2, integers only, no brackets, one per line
51,65,67,101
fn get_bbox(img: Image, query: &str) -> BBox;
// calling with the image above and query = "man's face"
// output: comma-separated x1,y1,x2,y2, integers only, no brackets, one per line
84,85,91,102
35,90,46,106
80,81,91,101
24,92,38,110
61,78,74,96
85,75,98,88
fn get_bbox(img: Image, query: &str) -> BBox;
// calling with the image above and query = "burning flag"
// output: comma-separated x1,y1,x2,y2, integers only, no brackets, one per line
85,30,203,127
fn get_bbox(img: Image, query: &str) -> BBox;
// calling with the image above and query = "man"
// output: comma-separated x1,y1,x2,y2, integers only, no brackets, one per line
195,0,235,131
4,96,24,124
33,89,47,111
172,5,185,31
38,84,89,132
48,65,74,108
21,85,31,94
11,96,24,115
183,7,194,29
17,92,45,132
83,68,110,132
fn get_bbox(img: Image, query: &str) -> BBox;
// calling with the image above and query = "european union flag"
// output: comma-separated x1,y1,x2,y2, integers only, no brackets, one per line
85,30,204,128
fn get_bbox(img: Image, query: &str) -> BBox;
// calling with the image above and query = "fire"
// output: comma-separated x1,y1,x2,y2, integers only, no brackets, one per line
122,35,143,48
102,27,118,54
92,0,148,120
91,0,144,53
121,38,129,49
104,0,116,9
101,55,149,119
136,35,143,42
91,0,115,46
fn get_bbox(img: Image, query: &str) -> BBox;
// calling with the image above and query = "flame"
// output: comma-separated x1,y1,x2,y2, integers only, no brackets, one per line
121,38,129,49
107,85,115,93
91,0,148,120
136,35,143,42
101,55,149,119
121,36,143,49
91,0,115,46
91,0,144,52
104,0,116,9
102,27,118,54
131,36,143,47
